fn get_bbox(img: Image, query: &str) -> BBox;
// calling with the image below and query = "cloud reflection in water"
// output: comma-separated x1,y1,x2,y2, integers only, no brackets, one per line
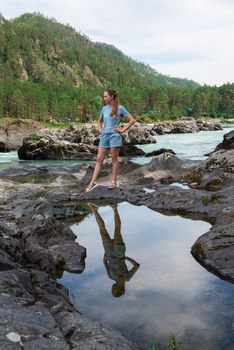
60,202,234,350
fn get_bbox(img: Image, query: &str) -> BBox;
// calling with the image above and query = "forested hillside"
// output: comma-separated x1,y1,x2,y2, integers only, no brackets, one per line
0,13,233,122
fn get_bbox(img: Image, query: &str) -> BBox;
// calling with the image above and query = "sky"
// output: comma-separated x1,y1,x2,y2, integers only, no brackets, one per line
1,0,234,86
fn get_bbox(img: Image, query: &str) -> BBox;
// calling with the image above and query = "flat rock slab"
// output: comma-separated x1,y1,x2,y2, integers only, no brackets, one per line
0,295,69,350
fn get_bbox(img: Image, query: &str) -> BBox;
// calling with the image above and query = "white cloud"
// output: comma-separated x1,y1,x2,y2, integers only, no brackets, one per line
1,0,234,85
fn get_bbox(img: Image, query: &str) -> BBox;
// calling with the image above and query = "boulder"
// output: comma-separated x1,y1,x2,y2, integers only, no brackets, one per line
197,121,222,131
0,118,42,151
18,123,155,160
152,119,198,134
18,139,98,160
184,130,234,189
214,130,234,151
145,148,176,157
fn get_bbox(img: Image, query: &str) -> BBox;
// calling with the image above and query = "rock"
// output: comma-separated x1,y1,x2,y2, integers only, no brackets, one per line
214,130,234,151
152,118,199,134
116,153,195,188
184,131,234,189
197,121,222,131
123,123,156,144
120,144,145,156
191,218,234,282
150,118,222,135
56,311,139,350
145,148,176,157
0,118,42,151
0,294,70,349
0,179,140,349
18,140,98,160
18,123,155,160
223,119,234,124
0,141,6,152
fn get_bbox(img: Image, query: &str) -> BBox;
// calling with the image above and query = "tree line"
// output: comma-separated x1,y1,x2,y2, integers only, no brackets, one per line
0,80,233,122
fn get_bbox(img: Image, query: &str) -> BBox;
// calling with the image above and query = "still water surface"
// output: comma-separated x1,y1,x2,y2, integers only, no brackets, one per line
60,202,234,350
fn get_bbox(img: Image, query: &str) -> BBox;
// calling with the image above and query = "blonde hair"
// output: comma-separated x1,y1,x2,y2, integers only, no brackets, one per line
106,89,118,117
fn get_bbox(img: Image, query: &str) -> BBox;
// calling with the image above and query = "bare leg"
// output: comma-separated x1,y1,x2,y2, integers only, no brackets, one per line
88,148,107,187
112,205,124,245
92,209,111,243
110,147,120,184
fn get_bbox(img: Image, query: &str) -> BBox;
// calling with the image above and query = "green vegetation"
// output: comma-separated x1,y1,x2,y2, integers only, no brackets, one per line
148,333,181,350
0,13,233,123
29,132,40,142
206,178,223,187
192,242,204,258
202,196,222,206
168,333,181,350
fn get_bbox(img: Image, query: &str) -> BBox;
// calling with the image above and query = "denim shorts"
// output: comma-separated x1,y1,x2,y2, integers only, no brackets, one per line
99,132,122,148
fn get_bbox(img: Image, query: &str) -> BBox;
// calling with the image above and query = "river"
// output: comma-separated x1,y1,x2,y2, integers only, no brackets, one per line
1,124,234,167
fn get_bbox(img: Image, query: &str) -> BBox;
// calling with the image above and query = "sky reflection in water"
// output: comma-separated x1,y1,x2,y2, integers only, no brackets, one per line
60,202,234,350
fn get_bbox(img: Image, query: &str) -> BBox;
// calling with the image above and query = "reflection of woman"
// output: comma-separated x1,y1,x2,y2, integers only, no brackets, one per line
88,203,140,297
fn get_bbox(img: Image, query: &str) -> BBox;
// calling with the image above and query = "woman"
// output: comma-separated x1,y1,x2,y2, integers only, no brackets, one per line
85,89,136,192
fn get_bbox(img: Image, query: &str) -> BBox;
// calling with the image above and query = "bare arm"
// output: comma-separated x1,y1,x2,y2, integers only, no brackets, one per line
125,256,140,267
114,115,136,133
98,119,103,134
125,257,140,281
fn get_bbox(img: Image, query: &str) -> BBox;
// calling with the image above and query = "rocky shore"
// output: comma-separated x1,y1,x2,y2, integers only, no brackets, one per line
0,123,233,348
16,118,224,161
0,117,223,154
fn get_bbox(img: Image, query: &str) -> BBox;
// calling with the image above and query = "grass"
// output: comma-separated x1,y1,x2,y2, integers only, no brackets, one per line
148,332,181,350
29,132,40,142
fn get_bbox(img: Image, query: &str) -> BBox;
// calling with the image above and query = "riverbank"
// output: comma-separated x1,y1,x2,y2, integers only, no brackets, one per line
0,117,224,153
0,130,233,349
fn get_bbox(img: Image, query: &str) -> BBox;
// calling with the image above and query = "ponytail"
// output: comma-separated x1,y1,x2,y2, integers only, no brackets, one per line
106,89,119,117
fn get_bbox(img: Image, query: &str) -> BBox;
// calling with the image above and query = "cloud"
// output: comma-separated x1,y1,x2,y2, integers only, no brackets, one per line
1,0,234,85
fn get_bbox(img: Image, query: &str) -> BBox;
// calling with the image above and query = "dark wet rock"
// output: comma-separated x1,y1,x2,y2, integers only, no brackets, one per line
0,294,70,350
0,177,141,349
55,310,139,350
120,144,145,156
191,217,234,282
117,153,196,187
0,141,6,152
214,130,234,151
18,141,98,161
184,149,234,189
184,131,234,189
145,148,176,157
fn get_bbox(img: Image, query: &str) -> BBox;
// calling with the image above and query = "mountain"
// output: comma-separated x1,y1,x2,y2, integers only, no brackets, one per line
0,13,232,121
0,12,199,90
